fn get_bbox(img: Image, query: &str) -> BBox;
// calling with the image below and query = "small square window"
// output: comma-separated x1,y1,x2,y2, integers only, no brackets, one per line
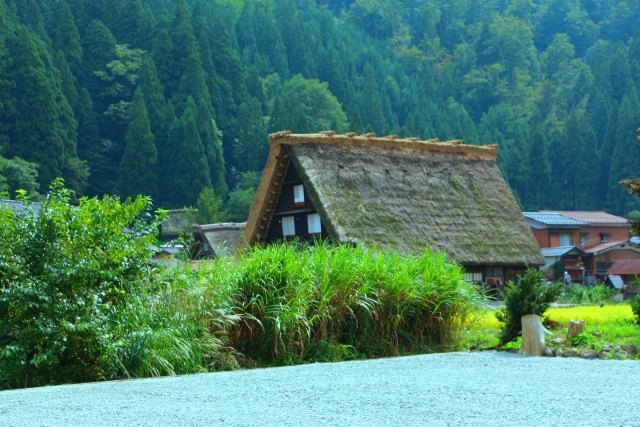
293,185,304,204
599,233,609,243
282,216,295,236
307,213,321,234
464,272,483,283
580,232,588,246
559,233,572,246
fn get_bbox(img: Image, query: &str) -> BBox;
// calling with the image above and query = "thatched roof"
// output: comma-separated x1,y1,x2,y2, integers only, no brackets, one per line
245,131,544,267
193,222,245,257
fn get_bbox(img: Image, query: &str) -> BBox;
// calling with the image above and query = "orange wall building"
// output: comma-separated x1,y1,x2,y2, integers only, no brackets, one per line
524,211,636,283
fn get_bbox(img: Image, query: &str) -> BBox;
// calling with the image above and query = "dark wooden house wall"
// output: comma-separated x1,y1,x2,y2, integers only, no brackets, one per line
265,161,330,243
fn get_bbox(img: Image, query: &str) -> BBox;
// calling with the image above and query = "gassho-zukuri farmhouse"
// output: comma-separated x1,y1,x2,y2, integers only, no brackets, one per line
244,131,544,285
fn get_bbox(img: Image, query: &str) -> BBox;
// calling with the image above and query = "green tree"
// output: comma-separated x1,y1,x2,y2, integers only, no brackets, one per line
164,97,211,207
496,269,562,345
4,26,74,190
348,0,402,39
621,127,640,236
137,56,167,151
0,155,39,197
225,171,261,222
118,89,158,200
54,50,79,109
52,0,84,82
269,75,349,133
358,63,387,134
195,186,225,224
607,91,640,214
81,19,117,108
232,97,269,173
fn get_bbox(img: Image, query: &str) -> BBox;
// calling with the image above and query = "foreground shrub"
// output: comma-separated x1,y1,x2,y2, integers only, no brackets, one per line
207,241,480,365
0,181,161,389
496,269,562,345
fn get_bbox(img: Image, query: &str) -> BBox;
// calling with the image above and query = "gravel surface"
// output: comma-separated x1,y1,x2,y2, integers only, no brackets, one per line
1,351,639,426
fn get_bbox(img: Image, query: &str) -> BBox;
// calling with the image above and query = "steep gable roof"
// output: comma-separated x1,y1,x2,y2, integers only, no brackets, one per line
245,131,544,267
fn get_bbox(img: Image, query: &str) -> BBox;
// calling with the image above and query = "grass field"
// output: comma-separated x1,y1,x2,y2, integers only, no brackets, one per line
462,303,640,357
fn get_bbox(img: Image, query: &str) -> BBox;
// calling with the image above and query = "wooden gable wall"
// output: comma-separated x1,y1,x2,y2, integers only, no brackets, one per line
265,159,330,244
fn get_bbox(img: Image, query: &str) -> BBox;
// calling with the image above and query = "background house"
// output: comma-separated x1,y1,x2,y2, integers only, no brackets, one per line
540,246,585,279
160,209,195,241
191,222,246,258
245,131,544,287
606,259,640,285
524,211,638,283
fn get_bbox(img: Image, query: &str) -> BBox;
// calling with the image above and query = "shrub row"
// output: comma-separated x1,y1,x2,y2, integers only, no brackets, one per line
0,184,480,389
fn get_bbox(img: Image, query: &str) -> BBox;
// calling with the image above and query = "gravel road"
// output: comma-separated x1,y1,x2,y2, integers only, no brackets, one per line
1,351,638,426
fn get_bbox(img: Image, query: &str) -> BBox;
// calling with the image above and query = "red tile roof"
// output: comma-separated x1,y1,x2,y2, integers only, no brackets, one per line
552,211,629,226
585,240,633,254
607,259,640,275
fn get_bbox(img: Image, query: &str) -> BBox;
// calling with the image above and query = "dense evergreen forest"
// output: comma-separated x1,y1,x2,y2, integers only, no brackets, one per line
0,0,639,219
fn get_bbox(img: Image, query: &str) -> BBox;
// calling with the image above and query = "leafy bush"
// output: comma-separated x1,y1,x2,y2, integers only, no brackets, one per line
0,180,161,388
569,331,596,347
556,285,616,305
496,269,562,345
630,295,640,325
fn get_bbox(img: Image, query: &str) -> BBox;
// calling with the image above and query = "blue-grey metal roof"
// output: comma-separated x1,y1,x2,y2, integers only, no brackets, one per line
541,246,584,257
523,212,589,227
606,275,625,290
0,199,41,215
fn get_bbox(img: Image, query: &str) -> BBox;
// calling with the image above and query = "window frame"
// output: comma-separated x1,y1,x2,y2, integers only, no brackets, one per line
464,272,483,283
282,216,296,237
307,213,321,234
293,184,305,206
579,232,588,246
558,233,572,246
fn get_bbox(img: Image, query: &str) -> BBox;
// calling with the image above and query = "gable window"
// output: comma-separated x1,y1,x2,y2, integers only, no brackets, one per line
293,184,305,206
282,216,295,236
599,233,609,243
559,233,572,246
307,213,321,234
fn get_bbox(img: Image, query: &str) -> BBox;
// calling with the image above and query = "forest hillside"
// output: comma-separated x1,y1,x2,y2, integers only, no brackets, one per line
0,0,639,219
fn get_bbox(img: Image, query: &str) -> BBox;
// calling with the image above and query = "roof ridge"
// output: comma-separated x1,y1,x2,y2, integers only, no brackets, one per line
268,131,498,160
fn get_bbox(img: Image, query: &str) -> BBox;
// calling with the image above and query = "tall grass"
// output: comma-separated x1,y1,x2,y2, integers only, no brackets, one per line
108,264,240,378
105,242,480,375
197,242,480,365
